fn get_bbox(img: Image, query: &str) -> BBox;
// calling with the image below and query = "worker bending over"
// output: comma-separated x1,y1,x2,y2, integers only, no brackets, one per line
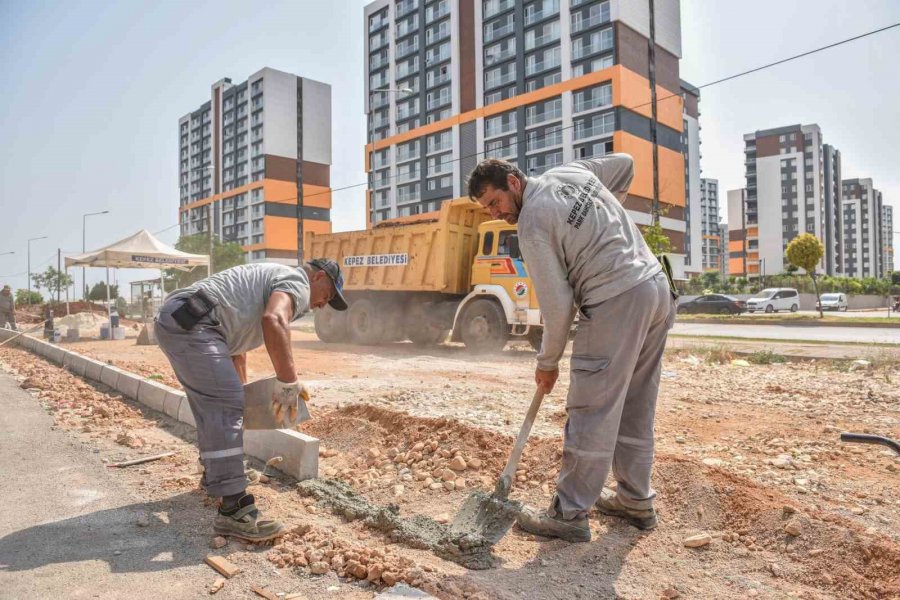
468,154,676,542
156,259,347,541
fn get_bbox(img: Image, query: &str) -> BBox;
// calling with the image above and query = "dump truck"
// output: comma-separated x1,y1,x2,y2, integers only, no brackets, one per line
305,198,544,353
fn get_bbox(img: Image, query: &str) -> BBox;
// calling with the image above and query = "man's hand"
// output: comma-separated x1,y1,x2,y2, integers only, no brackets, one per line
272,378,310,425
535,367,559,394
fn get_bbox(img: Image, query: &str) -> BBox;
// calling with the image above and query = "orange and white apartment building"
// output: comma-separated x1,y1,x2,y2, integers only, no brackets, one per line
178,67,332,265
363,0,699,278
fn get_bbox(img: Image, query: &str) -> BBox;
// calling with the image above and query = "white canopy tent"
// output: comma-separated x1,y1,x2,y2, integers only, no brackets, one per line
65,229,209,337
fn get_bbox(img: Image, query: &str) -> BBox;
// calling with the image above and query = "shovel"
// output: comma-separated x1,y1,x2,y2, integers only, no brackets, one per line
449,387,546,545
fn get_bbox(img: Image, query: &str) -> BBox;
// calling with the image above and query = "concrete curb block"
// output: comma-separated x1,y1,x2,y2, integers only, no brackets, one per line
114,371,142,400
5,332,319,481
163,391,185,419
136,380,169,412
244,429,319,481
99,365,122,389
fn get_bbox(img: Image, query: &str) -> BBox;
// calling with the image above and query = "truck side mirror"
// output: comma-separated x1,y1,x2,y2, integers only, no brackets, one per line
508,235,522,260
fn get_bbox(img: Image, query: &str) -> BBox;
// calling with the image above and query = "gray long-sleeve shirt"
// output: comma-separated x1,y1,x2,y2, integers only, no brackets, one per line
517,154,661,370
0,292,14,314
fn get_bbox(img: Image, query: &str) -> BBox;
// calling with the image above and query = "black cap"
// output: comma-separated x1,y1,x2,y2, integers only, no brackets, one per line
307,258,348,311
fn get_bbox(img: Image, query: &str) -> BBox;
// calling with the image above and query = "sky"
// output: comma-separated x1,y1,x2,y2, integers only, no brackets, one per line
0,0,898,300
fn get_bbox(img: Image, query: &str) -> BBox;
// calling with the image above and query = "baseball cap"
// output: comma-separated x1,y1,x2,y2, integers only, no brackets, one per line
307,258,348,311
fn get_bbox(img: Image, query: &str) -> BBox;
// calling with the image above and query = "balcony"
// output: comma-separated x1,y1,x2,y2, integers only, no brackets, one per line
396,148,419,163
525,56,561,76
527,129,562,152
483,0,514,19
526,106,562,127
369,14,387,32
485,46,516,66
484,22,515,43
485,121,516,138
524,5,559,26
573,93,611,114
426,71,451,88
396,39,419,59
573,120,613,140
572,37,611,59
485,70,516,89
396,16,419,38
426,2,450,23
370,54,389,70
396,0,418,18
571,11,609,34
396,169,420,184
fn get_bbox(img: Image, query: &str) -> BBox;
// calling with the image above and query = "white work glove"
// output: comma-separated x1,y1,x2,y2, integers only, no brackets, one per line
271,379,310,426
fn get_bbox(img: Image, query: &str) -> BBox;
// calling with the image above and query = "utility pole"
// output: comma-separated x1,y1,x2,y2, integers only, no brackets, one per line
648,0,660,224
57,248,61,305
297,78,305,265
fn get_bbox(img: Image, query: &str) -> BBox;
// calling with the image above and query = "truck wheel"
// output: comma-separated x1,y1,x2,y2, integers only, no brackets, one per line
405,302,449,346
527,327,542,352
347,298,386,345
314,306,349,343
460,299,509,353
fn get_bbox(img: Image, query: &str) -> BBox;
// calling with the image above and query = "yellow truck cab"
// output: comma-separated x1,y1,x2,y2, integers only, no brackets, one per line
305,198,543,352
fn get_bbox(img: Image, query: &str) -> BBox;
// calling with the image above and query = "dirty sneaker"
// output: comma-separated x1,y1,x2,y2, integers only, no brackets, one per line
213,493,285,542
516,504,591,543
594,488,658,530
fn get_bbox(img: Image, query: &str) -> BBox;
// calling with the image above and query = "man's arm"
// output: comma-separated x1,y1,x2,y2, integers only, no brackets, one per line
231,353,248,384
570,153,634,202
523,238,576,391
261,291,297,383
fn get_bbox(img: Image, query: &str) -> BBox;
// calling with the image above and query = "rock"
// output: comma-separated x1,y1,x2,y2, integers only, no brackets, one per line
730,359,751,367
784,521,802,537
448,456,467,471
455,477,466,489
367,562,384,582
412,442,425,452
366,448,381,459
209,577,226,594
443,481,456,491
467,457,482,469
702,458,723,467
683,533,712,548
661,587,680,599
768,562,783,578
310,561,330,575
782,505,797,515
849,359,870,371
676,436,686,444
440,469,456,482
435,513,450,524
392,484,405,497
381,571,399,586
136,515,151,527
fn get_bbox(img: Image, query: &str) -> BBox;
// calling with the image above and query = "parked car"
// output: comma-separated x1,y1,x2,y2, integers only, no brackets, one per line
817,293,848,311
746,288,800,313
677,294,746,315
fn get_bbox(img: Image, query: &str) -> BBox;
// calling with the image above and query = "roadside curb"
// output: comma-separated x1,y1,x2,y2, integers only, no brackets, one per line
676,317,900,329
0,328,319,481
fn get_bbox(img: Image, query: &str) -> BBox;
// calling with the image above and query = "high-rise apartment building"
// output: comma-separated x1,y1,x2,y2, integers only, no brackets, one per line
681,80,702,276
178,68,333,265
822,144,843,276
363,0,691,274
729,124,834,279
726,187,749,277
718,221,729,277
698,178,720,271
882,204,894,276
841,178,882,279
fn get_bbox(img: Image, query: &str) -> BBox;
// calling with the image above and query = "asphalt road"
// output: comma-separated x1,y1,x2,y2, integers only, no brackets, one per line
671,322,900,344
0,373,214,599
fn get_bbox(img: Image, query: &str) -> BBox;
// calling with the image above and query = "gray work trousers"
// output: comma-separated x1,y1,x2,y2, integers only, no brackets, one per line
155,299,247,498
0,311,17,330
555,271,675,520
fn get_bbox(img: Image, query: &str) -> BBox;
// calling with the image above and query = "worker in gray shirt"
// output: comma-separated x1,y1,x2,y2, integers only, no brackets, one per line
155,259,347,541
0,285,17,331
468,154,676,542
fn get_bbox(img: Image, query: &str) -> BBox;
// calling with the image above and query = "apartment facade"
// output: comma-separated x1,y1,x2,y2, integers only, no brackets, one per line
681,80,702,275
718,221,728,277
698,178,720,271
178,68,333,265
882,204,894,276
822,144,843,276
728,124,831,279
841,178,882,279
364,0,690,273
726,187,748,277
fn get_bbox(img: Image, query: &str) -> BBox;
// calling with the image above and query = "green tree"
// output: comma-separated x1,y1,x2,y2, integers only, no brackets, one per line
88,281,119,302
165,235,246,288
785,233,825,318
640,221,673,256
15,289,42,305
30,267,74,301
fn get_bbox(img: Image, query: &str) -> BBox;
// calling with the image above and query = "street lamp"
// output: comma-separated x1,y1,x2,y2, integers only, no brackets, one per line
0,251,13,257
83,210,110,301
27,236,48,305
189,165,216,275
367,87,413,220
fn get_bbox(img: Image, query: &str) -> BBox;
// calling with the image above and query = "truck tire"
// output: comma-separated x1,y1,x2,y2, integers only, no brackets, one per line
347,298,386,345
405,302,449,346
460,299,509,354
527,327,543,352
314,306,349,343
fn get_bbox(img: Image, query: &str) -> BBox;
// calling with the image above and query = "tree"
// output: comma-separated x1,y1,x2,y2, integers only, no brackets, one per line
165,235,246,289
30,267,74,301
640,221,673,256
16,289,42,305
785,233,825,318
88,281,119,302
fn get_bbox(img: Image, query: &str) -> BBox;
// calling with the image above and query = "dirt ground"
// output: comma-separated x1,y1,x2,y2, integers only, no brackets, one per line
2,328,898,599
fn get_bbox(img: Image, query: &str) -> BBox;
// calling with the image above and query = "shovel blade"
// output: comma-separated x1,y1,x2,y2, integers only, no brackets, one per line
449,490,522,546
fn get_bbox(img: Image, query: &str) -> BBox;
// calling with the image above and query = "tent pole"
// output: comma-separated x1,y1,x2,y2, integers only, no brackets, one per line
106,267,111,340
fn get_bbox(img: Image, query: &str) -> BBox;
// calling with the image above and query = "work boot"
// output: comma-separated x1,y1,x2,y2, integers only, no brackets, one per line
595,488,658,530
516,500,591,543
213,493,285,542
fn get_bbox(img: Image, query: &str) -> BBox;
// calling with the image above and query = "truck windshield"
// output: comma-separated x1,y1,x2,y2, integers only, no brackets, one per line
498,231,518,256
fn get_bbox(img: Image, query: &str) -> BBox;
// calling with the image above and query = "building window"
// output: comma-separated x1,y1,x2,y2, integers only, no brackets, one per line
524,20,560,51
573,82,612,113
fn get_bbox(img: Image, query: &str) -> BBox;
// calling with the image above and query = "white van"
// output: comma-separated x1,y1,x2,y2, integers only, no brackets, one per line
818,292,848,311
746,288,800,313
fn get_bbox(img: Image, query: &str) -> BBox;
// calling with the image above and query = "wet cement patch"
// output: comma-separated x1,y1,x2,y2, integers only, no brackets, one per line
296,479,516,570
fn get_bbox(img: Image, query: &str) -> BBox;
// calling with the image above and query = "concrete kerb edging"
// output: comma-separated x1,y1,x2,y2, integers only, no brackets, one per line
4,332,320,481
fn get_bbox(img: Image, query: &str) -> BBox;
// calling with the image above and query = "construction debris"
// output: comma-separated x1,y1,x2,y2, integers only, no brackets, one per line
204,555,241,579
107,452,175,468
252,587,279,600
208,578,225,595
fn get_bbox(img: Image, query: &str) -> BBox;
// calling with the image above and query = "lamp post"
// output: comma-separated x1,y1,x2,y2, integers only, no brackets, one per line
0,251,13,257
189,165,217,275
367,87,413,221
27,236,48,305
82,210,109,301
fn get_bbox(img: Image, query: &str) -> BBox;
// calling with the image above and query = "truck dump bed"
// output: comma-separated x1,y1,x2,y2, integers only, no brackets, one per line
305,198,489,295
